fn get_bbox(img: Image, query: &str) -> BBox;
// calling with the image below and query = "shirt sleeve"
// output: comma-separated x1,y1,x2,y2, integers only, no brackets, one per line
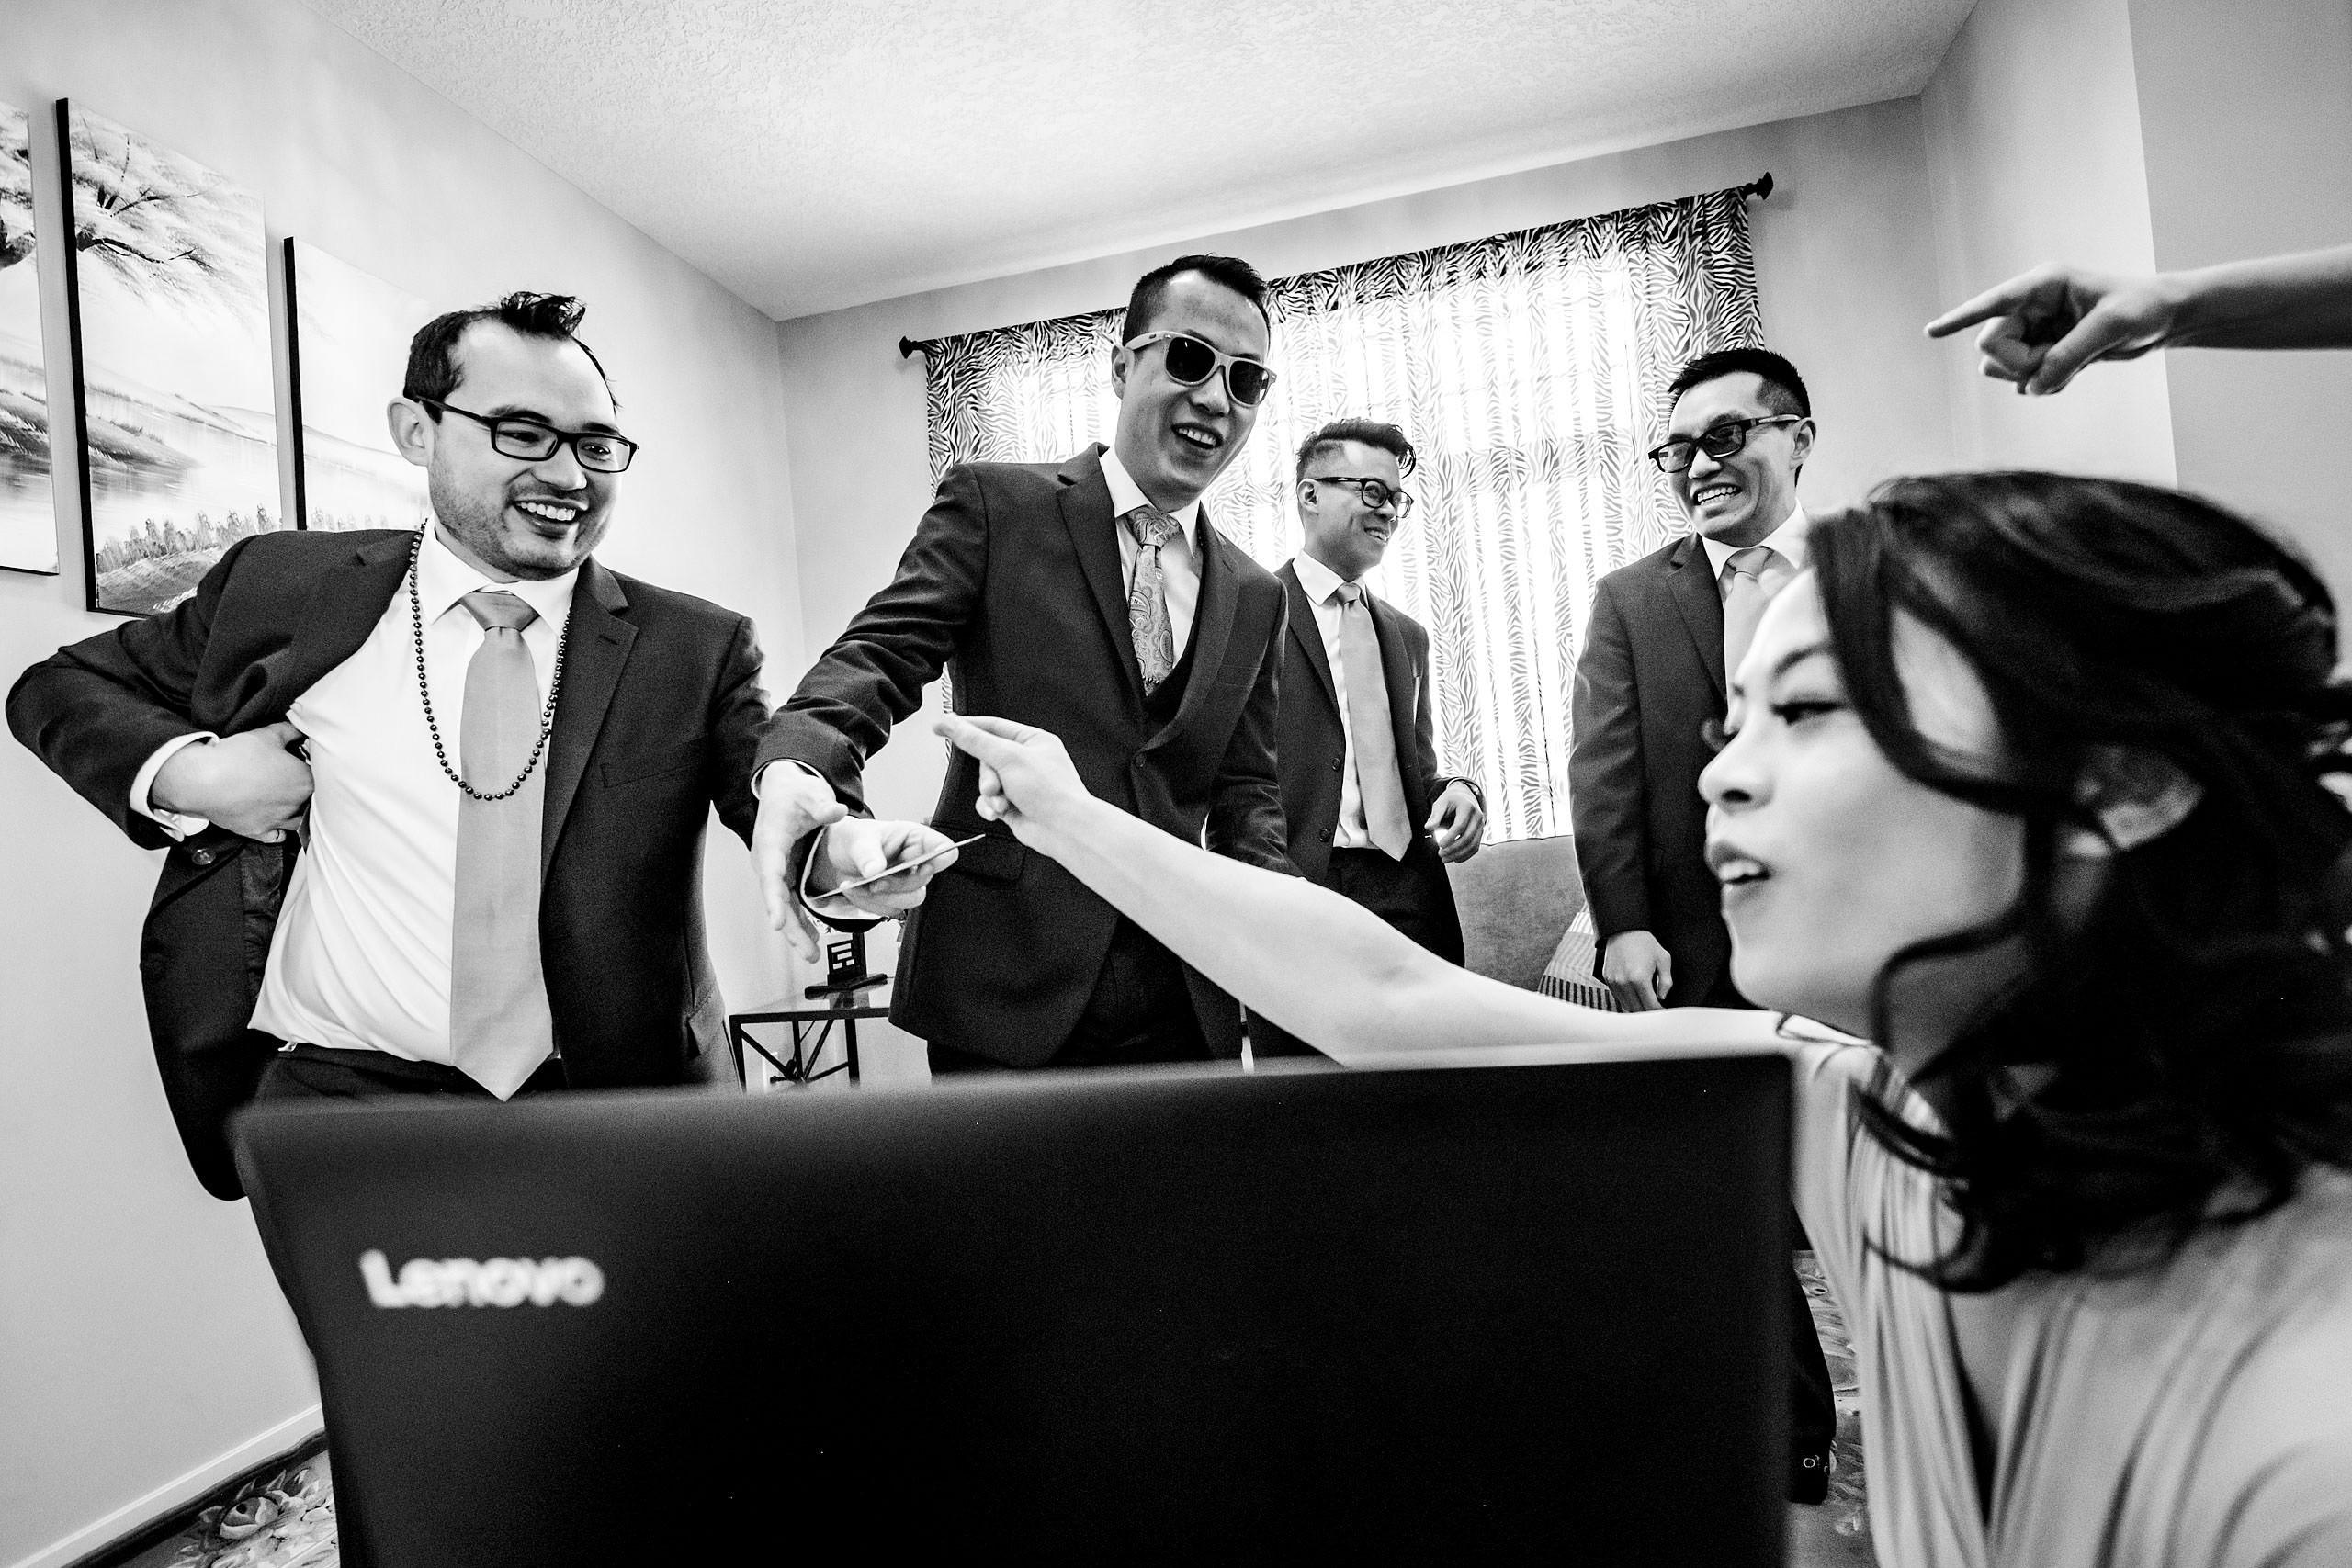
129,732,220,840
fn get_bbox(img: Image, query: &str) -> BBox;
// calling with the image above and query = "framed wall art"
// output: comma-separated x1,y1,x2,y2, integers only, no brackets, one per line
286,237,432,532
57,99,277,615
0,97,58,576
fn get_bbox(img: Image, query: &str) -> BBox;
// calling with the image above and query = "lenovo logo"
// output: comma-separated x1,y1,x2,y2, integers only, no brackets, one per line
359,1249,605,1308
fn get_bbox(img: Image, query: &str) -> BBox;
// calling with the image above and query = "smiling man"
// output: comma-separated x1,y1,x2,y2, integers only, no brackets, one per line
9,292,945,1198
759,254,1295,1073
1250,420,1483,1059
1566,344,1835,1503
1571,347,1815,1016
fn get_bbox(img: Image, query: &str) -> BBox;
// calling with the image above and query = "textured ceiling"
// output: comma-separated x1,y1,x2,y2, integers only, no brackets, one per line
298,0,1973,320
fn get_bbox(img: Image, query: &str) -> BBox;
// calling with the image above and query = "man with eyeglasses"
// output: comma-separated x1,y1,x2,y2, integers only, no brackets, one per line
1567,344,1836,1503
756,254,1295,1074
9,292,946,1199
1250,420,1484,1058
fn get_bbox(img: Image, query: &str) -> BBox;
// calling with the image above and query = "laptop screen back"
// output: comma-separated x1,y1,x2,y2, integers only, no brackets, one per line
238,1053,1791,1562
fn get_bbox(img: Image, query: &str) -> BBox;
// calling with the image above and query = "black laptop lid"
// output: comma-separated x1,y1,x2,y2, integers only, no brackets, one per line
237,1053,1791,1564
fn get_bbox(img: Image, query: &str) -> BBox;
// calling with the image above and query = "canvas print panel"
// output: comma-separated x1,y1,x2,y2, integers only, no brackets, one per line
61,101,278,616
0,98,58,576
288,238,431,532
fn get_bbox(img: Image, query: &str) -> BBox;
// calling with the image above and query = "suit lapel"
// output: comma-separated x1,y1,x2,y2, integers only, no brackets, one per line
1279,562,1338,715
1145,503,1238,753
1057,446,1145,709
1666,534,1727,701
541,560,636,875
243,534,413,728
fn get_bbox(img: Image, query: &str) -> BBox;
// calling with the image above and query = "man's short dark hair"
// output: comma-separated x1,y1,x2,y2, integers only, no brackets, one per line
1295,418,1418,482
403,291,614,408
1123,254,1273,343
1666,346,1810,420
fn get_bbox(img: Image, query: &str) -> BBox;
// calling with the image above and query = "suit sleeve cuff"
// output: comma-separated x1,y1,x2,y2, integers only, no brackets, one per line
131,733,219,840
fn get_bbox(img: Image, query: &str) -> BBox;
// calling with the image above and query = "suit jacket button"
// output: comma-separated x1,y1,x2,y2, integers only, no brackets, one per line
190,847,216,866
1330,758,1342,773
1319,829,1331,843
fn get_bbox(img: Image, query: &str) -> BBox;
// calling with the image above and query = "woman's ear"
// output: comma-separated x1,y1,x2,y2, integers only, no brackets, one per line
2061,745,2204,857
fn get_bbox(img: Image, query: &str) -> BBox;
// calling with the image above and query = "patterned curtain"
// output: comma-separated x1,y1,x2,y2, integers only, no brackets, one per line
920,186,1763,842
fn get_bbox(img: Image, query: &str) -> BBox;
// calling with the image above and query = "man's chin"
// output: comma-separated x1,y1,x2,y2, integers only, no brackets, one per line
492,528,596,581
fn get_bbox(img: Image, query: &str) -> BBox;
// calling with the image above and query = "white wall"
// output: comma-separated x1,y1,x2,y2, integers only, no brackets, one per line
0,3,803,1562
776,93,1958,867
2130,0,2352,606
1917,0,2177,484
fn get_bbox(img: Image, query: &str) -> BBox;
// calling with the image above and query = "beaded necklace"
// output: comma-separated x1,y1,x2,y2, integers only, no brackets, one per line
406,525,570,803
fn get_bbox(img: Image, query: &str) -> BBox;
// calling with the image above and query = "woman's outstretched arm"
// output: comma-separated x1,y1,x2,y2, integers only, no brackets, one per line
936,714,1776,1062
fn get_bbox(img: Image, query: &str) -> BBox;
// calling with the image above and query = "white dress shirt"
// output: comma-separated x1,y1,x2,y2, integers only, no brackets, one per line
1099,445,1202,657
1291,551,1415,852
1699,504,1810,586
132,524,576,1065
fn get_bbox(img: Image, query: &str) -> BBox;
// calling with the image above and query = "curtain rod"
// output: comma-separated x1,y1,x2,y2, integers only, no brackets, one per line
898,173,1772,362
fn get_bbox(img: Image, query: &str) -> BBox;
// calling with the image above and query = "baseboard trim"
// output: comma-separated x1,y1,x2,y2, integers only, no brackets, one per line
9,1405,323,1568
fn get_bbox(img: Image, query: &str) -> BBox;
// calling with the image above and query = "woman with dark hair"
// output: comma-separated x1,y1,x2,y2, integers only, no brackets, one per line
935,469,2352,1567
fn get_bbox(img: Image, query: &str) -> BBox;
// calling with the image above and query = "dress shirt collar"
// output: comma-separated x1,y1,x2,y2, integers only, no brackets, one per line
1700,504,1810,580
1290,549,1355,605
1099,445,1202,548
418,519,580,627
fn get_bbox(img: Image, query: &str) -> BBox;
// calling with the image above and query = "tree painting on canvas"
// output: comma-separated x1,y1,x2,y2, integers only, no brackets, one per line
0,98,58,576
287,238,432,533
60,100,277,615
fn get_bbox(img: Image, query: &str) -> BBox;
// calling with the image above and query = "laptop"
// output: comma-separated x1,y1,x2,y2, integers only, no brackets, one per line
236,1050,1792,1563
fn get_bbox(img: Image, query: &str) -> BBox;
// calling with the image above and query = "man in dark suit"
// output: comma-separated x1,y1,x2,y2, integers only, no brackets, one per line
1253,420,1483,1057
7,292,947,1201
757,254,1294,1073
1568,345,1833,1501
1571,348,1817,1013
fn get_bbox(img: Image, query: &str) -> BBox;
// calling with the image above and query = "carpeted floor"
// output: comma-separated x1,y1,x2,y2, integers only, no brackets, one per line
111,1452,337,1568
1792,1249,1880,1566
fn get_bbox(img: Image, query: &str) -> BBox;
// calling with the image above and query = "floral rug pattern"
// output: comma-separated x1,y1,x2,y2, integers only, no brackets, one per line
121,1453,336,1568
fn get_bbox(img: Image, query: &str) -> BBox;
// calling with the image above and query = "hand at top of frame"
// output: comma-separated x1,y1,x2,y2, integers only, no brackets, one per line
1426,780,1486,863
1925,264,2179,396
151,721,312,842
933,714,1096,860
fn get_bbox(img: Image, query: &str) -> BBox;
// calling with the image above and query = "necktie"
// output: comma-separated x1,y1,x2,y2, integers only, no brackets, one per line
1720,546,1790,681
1124,505,1181,693
1335,582,1413,860
448,590,555,1099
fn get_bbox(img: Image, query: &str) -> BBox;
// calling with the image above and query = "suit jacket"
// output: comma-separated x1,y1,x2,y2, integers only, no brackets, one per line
1568,532,1740,1006
1272,561,1464,964
7,528,772,1199
761,446,1292,1066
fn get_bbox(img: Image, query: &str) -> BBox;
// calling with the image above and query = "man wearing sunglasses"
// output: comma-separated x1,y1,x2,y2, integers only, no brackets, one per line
758,254,1295,1074
10,292,941,1199
1566,344,1835,1502
1250,420,1483,1058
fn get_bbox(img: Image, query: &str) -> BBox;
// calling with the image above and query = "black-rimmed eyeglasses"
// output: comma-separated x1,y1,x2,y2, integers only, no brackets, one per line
419,399,641,473
1122,331,1278,407
1646,414,1804,474
1308,474,1417,519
